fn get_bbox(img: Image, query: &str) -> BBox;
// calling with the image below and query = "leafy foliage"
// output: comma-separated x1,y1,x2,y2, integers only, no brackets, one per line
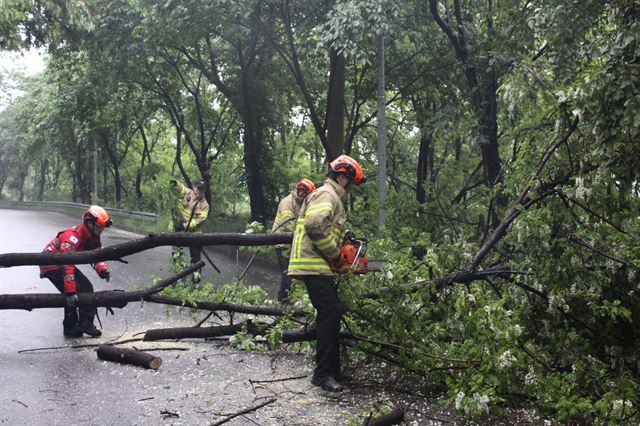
1,0,639,422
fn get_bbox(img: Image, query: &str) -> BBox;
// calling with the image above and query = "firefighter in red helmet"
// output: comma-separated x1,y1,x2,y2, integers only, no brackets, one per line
288,155,366,392
39,206,113,337
271,178,316,303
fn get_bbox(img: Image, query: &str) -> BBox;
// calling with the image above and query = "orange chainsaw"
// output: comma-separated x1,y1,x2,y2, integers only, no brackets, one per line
333,236,369,274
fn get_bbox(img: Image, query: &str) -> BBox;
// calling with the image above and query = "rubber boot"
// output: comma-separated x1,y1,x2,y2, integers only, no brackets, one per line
63,308,81,337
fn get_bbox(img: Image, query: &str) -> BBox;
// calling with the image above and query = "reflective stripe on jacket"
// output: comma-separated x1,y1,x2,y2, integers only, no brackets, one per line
288,178,347,276
271,191,303,233
169,181,210,232
39,223,106,294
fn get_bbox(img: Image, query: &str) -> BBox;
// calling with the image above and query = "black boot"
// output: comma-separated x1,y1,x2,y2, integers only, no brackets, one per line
63,326,83,338
311,375,344,392
74,322,102,337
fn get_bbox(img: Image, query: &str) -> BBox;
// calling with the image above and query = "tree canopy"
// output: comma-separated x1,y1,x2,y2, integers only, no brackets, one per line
1,0,639,422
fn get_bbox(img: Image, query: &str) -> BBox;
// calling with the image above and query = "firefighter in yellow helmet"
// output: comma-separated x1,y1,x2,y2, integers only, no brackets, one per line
288,155,366,392
271,178,316,303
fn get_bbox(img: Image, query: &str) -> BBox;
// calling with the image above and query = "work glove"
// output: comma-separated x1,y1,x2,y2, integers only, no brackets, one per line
343,230,355,243
330,254,349,274
65,293,79,308
98,268,111,282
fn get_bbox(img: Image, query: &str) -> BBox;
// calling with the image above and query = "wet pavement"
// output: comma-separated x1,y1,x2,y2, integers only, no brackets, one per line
0,209,465,425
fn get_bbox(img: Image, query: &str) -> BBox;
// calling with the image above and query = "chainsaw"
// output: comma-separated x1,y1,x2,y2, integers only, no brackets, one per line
333,235,369,274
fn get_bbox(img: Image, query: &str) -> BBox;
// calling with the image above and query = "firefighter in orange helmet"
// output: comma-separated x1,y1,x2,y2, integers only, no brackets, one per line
271,178,316,303
288,155,366,392
40,206,113,337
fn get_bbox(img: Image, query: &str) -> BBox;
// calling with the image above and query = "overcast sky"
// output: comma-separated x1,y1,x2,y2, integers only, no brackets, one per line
0,48,46,110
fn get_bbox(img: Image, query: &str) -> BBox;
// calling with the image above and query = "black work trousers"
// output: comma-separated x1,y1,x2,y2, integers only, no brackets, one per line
301,275,342,379
275,248,292,301
189,246,202,264
44,268,97,330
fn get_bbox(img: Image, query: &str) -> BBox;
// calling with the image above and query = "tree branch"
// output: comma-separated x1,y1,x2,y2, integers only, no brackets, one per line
0,233,292,267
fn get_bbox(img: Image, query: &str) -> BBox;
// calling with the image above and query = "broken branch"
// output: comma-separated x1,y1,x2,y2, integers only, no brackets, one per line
0,232,292,267
0,261,204,310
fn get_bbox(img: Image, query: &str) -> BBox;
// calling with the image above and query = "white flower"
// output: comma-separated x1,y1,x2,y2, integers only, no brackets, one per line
525,366,537,385
454,391,465,410
466,293,476,304
513,324,523,337
473,392,490,414
612,400,633,411
386,270,394,280
575,177,592,199
498,350,517,369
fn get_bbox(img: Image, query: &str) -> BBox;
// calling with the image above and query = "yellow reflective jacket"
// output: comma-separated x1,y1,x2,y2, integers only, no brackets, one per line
288,178,347,276
169,181,210,232
271,191,303,233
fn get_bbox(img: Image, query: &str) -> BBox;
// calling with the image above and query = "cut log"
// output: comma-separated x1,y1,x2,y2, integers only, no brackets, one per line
0,232,293,267
363,405,405,426
281,327,316,343
145,294,306,317
143,320,262,341
96,345,162,370
0,261,204,310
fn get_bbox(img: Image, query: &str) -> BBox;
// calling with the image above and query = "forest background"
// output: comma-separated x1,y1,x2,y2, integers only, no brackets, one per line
1,0,639,422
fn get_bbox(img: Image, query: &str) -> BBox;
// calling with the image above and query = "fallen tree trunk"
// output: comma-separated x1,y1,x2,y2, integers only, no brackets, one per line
96,345,162,370
0,261,204,310
0,232,292,267
282,327,316,343
143,320,263,341
363,405,405,426
144,294,306,317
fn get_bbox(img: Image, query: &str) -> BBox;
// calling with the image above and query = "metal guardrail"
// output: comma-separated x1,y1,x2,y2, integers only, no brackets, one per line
0,200,157,222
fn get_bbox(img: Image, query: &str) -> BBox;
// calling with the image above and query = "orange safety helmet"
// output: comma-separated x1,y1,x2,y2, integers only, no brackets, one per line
329,154,366,184
83,205,112,227
296,178,316,194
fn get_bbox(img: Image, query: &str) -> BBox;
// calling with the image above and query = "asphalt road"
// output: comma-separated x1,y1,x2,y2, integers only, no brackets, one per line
0,208,472,426
0,209,333,425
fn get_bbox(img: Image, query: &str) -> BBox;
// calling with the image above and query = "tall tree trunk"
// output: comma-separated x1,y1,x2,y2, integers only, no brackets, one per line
240,66,267,223
37,159,48,201
242,115,267,223
75,145,88,204
103,131,122,206
325,48,345,160
0,175,6,199
17,171,27,201
102,162,108,205
416,133,431,204
429,0,502,191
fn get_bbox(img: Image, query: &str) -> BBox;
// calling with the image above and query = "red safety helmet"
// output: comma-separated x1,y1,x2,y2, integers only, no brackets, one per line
329,154,366,184
83,205,112,227
296,178,316,194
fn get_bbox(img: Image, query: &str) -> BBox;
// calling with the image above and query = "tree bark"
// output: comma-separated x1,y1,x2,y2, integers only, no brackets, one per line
143,320,261,341
0,233,292,267
97,345,162,370
145,294,305,317
0,261,204,310
363,405,405,426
